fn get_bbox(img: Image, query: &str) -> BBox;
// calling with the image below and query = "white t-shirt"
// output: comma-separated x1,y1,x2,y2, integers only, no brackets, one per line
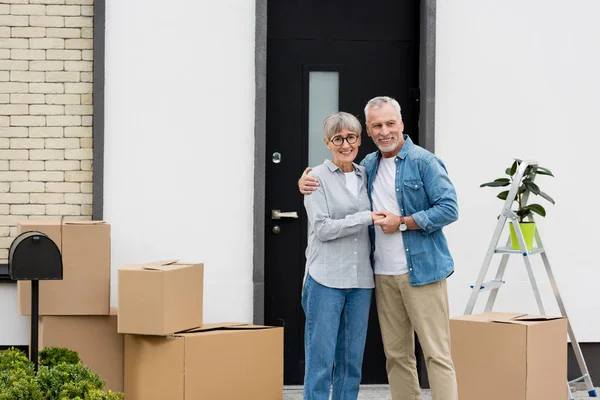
371,156,408,275
344,171,359,198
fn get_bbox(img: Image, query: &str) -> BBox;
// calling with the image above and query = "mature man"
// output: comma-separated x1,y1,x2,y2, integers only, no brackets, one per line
299,96,458,400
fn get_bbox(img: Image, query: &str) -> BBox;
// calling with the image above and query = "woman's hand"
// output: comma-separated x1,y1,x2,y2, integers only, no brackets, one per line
371,212,386,223
299,167,319,195
373,210,401,233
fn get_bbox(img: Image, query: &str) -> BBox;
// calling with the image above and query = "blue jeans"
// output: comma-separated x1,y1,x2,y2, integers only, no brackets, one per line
302,274,373,400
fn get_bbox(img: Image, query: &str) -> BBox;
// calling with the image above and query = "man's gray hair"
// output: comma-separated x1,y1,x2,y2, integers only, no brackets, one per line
323,112,362,140
364,96,402,121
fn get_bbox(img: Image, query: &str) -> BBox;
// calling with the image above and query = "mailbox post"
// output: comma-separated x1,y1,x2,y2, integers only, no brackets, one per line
8,231,63,371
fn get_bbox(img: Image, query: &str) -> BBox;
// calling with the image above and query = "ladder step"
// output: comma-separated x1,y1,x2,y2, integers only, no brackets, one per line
567,375,597,397
495,246,545,255
569,374,589,385
470,280,505,292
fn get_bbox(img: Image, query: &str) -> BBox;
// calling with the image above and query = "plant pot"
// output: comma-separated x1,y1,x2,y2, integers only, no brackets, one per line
509,222,536,250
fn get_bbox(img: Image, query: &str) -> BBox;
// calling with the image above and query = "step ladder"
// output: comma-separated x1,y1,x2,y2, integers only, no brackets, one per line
464,160,597,400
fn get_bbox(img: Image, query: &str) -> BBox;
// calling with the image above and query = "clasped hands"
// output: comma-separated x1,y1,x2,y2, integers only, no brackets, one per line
299,167,404,234
371,210,403,234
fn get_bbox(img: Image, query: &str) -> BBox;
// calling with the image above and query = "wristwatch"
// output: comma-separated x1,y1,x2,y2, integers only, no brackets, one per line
399,215,408,232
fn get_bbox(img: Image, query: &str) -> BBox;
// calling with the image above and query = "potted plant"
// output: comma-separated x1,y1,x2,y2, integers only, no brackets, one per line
480,159,555,250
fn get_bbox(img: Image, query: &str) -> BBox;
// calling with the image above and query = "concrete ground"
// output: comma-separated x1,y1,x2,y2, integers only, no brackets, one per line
283,385,420,400
283,385,597,399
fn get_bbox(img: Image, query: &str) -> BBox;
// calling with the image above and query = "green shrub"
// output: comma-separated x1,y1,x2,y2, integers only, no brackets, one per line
37,362,105,400
83,389,125,400
0,369,43,400
0,347,123,400
40,347,81,368
59,380,103,399
0,347,34,374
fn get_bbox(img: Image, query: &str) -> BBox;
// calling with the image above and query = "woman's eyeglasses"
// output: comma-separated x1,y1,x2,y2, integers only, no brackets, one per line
330,134,359,146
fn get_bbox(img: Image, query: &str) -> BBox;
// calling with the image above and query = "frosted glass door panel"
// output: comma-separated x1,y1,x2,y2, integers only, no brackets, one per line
308,72,339,168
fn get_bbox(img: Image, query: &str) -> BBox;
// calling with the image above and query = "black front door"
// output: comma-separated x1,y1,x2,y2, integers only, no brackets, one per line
264,0,421,384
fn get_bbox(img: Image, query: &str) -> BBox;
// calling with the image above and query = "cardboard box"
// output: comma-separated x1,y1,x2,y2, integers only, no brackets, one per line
38,308,124,393
118,260,203,335
18,220,111,316
450,312,567,400
124,324,283,400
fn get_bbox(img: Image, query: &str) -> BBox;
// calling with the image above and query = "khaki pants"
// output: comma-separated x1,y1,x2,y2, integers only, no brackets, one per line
375,274,457,400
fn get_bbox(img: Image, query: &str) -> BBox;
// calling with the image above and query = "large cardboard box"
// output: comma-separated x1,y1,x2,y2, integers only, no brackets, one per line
18,220,111,316
124,324,283,400
450,312,567,400
118,260,203,335
38,308,124,393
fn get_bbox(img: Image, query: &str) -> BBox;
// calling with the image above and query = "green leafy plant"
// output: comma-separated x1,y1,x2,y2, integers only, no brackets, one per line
40,346,81,368
0,347,124,400
480,159,555,223
0,369,43,400
0,347,34,375
83,389,125,400
37,362,105,400
59,379,105,399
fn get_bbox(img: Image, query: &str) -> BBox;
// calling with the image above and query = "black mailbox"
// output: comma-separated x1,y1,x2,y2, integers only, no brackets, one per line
8,231,63,281
8,230,63,371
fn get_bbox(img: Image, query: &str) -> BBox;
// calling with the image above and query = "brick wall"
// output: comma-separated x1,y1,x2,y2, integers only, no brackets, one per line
0,0,94,262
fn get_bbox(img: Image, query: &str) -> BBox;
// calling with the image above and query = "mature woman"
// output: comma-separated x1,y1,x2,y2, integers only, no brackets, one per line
302,112,380,400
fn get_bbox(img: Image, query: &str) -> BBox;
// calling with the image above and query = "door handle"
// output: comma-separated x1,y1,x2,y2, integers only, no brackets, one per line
271,210,299,220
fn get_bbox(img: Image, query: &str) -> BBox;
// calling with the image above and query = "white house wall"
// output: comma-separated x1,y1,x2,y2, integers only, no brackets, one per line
436,0,600,341
104,0,256,323
0,284,28,344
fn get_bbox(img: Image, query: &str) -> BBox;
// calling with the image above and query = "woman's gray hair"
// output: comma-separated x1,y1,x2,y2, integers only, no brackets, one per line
323,112,362,140
364,96,402,121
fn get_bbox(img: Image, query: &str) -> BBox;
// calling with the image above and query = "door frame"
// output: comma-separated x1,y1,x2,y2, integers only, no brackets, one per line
253,0,438,325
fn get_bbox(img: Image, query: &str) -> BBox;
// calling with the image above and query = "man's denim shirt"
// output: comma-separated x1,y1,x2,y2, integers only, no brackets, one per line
361,135,458,286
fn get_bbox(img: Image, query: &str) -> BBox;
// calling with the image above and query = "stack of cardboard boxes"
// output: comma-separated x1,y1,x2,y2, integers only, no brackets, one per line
118,260,284,400
17,220,123,393
17,220,284,400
